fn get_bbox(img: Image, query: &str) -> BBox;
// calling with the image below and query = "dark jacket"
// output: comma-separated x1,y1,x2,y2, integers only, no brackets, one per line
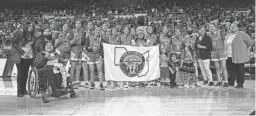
195,34,213,60
11,30,36,63
35,36,48,55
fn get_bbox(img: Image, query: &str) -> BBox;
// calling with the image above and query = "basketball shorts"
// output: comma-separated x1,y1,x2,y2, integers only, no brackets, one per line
87,53,102,64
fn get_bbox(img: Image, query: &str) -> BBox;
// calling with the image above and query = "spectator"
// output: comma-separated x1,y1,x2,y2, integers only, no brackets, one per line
11,22,36,97
195,26,214,86
208,24,228,87
225,23,253,88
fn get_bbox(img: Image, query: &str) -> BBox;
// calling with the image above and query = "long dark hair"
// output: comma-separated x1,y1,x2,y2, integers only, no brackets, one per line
181,42,194,57
22,22,35,46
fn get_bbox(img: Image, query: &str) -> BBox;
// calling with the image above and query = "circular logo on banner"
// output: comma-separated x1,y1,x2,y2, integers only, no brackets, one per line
119,51,145,77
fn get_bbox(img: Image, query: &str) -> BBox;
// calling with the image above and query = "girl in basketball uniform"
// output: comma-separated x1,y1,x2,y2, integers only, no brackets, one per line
86,26,106,90
171,29,184,55
146,26,158,46
80,22,93,88
120,26,132,88
109,28,120,45
133,30,150,87
55,23,71,61
107,27,121,89
208,24,228,87
159,26,171,86
159,26,172,55
145,26,158,86
69,20,85,89
101,23,110,43
135,29,149,47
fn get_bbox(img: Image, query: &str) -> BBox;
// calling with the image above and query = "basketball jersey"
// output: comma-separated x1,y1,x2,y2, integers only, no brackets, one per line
86,30,94,38
171,36,183,53
146,34,158,46
120,34,131,45
56,31,71,52
71,29,83,45
101,31,109,43
209,31,224,50
89,36,101,53
159,33,171,52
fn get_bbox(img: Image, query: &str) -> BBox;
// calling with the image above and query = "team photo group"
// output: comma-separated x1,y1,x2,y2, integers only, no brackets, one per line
4,2,254,100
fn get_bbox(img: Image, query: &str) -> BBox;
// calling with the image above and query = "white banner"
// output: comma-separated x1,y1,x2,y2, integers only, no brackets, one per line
103,43,160,82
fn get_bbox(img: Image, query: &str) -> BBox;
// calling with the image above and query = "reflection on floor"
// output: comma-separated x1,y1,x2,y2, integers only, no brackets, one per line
0,85,255,116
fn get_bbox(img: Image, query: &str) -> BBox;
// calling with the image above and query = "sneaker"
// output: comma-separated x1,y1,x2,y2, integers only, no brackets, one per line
235,84,243,89
72,81,79,89
139,82,146,87
90,83,95,89
189,84,196,88
184,84,190,88
177,85,183,88
17,93,24,97
23,91,28,95
170,85,175,88
100,84,105,90
84,82,90,88
214,82,222,87
80,81,85,87
123,83,128,88
195,83,201,87
150,81,158,86
222,82,228,87
135,82,140,88
208,82,214,86
228,83,234,87
113,82,120,88
203,81,208,85
146,83,150,88
107,84,115,89
170,84,176,88
129,83,136,87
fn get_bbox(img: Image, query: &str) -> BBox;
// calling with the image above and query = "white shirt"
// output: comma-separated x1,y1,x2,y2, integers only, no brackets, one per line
226,33,236,57
21,42,33,59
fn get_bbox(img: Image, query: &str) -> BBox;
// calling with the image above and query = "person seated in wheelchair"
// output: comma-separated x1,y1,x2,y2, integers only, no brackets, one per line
34,41,68,97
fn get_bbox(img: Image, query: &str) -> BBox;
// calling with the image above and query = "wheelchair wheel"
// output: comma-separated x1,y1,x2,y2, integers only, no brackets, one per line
28,67,39,98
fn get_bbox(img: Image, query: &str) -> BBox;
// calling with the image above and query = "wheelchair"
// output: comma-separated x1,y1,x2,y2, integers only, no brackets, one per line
27,61,76,103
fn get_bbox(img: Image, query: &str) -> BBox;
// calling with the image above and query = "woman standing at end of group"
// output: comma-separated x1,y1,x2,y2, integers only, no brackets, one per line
225,23,253,88
11,22,36,97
